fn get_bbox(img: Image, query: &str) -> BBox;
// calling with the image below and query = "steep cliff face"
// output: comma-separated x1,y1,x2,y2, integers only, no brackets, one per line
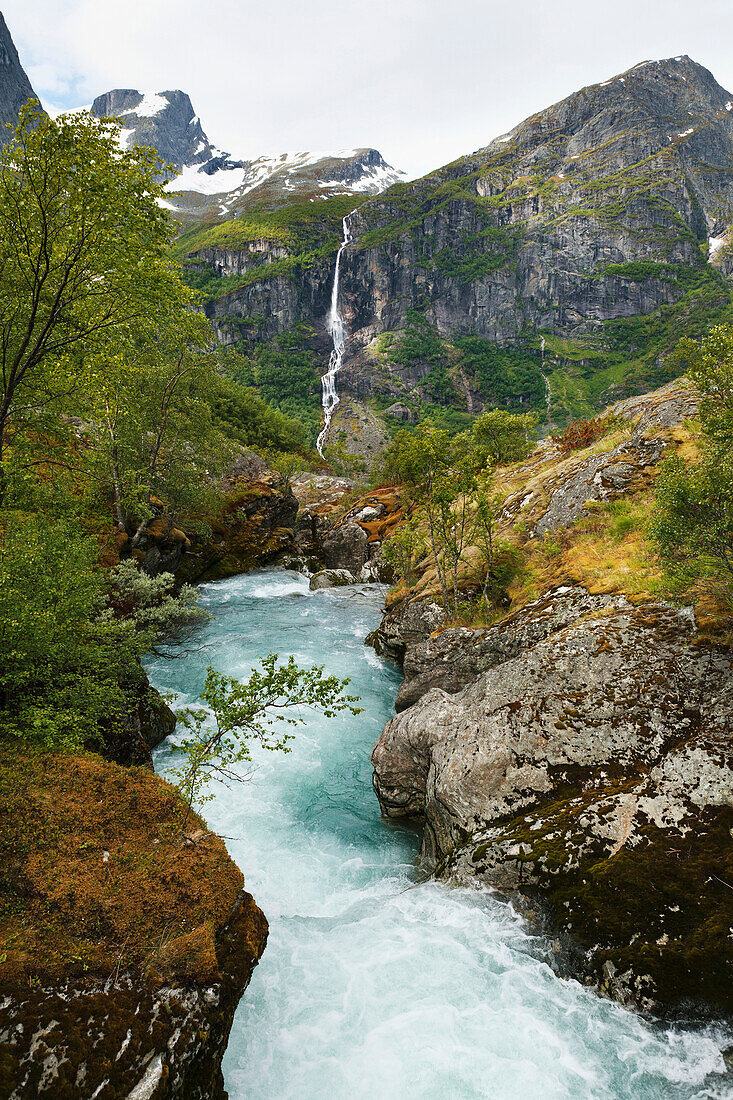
91,88,216,172
0,12,39,142
197,56,733,440
343,56,733,345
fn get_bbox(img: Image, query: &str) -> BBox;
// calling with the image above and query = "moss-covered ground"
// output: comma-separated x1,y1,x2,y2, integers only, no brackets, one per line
0,742,245,988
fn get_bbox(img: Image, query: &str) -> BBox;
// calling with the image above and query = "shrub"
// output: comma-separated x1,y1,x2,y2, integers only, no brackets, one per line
552,414,618,453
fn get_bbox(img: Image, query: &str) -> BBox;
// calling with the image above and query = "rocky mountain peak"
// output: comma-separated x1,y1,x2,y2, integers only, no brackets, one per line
0,11,39,144
88,86,406,220
478,55,733,165
90,87,216,173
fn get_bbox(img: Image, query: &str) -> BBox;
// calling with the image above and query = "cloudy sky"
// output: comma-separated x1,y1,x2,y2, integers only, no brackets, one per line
5,0,733,179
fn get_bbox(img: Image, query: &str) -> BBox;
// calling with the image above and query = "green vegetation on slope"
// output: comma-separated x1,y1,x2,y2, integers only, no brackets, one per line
650,324,733,625
0,106,312,758
173,195,368,259
174,195,370,302
224,327,324,447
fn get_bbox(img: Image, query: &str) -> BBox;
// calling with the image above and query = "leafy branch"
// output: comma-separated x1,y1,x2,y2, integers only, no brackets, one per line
171,654,362,826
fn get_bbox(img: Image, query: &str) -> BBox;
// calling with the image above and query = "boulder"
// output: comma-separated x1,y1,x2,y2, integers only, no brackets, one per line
366,596,445,663
0,747,268,1098
309,568,355,590
371,595,733,1013
323,522,370,575
384,402,415,423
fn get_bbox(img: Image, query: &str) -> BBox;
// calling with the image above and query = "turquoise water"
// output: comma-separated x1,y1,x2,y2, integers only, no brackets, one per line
147,569,732,1100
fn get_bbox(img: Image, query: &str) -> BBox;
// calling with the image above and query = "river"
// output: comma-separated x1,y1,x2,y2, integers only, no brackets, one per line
146,568,732,1100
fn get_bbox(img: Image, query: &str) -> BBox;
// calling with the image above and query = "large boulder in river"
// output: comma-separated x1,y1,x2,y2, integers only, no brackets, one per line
309,568,355,589
371,590,733,1014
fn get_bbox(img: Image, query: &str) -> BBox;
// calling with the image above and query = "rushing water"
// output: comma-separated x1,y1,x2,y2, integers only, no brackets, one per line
316,213,354,457
147,569,732,1100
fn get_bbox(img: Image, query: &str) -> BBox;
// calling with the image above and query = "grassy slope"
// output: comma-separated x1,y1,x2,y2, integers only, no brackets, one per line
174,195,369,301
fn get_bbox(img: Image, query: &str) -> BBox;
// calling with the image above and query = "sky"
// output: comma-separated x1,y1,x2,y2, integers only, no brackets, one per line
5,0,733,180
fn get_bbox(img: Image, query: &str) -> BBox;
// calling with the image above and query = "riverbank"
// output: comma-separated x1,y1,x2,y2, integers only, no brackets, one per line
147,569,732,1099
0,743,266,1098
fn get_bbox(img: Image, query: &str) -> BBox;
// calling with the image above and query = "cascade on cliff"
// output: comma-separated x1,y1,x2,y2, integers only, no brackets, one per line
317,212,354,457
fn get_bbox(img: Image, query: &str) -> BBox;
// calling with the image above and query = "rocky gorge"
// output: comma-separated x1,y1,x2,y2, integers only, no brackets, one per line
0,9,732,1093
368,379,733,1017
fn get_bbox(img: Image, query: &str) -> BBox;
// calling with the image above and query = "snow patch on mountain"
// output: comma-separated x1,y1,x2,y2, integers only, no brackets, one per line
85,87,406,219
132,91,169,118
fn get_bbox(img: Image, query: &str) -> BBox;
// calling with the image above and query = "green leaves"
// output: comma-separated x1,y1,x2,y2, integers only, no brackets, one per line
0,515,134,748
472,409,539,465
650,323,733,613
171,654,362,813
0,516,214,751
650,448,733,592
0,104,204,504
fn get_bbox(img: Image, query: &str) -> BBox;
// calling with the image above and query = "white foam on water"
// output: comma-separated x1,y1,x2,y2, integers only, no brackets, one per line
146,570,733,1100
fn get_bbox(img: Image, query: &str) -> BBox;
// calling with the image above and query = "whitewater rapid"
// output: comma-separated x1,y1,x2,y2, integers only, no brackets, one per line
147,569,733,1100
317,213,354,457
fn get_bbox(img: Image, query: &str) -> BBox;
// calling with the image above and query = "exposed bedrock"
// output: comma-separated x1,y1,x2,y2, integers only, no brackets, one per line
0,750,268,1098
371,592,733,1012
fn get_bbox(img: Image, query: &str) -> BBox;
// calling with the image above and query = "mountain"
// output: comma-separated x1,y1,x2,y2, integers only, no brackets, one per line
90,88,217,171
90,87,405,223
0,11,39,143
185,55,733,453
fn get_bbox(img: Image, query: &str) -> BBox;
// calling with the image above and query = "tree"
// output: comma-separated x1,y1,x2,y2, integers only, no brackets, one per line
384,422,455,611
0,515,210,750
672,325,733,444
651,324,733,610
107,558,210,654
0,103,192,502
651,448,733,597
172,656,361,822
88,326,232,545
472,409,538,465
382,514,426,589
384,422,489,616
265,449,301,491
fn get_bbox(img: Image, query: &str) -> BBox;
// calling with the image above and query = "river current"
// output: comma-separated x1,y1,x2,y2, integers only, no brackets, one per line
147,568,732,1100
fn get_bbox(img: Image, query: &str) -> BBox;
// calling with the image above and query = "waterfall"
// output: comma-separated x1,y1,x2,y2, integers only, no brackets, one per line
539,334,552,434
317,213,354,458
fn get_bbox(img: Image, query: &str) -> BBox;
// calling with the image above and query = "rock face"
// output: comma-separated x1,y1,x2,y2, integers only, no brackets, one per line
343,56,733,347
0,13,39,143
371,590,733,1013
201,56,733,430
368,380,732,1014
91,89,216,173
309,568,355,589
368,596,446,664
175,475,299,584
0,748,268,1098
0,890,267,1099
100,670,176,769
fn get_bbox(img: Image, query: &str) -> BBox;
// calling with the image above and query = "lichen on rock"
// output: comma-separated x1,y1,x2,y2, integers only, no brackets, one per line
371,591,733,1014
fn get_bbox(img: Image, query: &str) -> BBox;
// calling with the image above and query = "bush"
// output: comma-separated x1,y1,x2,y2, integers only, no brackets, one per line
552,414,618,453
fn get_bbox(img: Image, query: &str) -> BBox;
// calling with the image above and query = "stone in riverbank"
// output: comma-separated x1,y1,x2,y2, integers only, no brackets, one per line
371,592,733,1014
310,568,355,589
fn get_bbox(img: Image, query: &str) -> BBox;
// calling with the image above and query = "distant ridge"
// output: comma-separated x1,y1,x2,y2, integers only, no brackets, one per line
89,86,406,223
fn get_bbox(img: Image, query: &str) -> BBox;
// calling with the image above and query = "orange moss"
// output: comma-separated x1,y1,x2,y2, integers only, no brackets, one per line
0,742,245,988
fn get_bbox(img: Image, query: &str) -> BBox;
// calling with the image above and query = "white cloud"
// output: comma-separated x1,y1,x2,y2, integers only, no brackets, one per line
4,0,733,180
